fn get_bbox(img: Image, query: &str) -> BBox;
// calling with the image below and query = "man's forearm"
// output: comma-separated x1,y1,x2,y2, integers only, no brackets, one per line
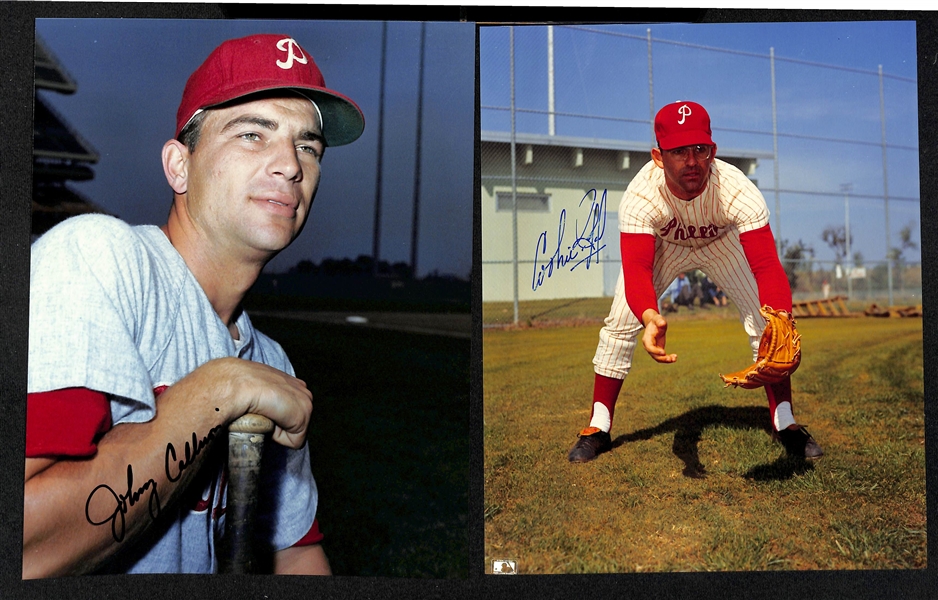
620,232,659,321
23,356,313,578
739,224,792,312
22,383,229,578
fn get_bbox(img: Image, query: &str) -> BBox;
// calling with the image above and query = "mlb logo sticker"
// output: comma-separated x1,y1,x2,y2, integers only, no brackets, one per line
492,559,517,574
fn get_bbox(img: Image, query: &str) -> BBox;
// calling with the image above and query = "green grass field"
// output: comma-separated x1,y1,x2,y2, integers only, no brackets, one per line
483,314,925,573
252,314,469,577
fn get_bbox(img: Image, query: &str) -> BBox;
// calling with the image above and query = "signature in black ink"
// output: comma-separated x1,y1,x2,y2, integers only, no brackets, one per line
532,188,607,291
84,422,225,543
165,424,225,483
85,464,160,543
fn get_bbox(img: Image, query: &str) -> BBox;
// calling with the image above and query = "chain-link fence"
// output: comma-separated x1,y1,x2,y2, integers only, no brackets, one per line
784,259,921,304
480,23,920,327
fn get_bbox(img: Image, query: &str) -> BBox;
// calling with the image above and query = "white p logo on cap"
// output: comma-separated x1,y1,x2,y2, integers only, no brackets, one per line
678,104,692,125
276,38,308,70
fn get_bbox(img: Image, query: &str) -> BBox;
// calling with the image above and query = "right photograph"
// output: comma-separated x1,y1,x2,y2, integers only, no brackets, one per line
481,21,923,574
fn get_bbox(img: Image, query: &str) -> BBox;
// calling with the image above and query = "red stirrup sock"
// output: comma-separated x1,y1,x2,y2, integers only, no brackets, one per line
765,377,795,432
587,373,624,433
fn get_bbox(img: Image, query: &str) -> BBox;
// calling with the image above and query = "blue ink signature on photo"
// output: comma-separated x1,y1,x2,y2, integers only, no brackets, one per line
532,188,607,291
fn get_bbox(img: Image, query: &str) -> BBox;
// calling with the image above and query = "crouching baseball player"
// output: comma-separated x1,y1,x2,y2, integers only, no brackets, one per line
568,101,822,464
24,34,364,577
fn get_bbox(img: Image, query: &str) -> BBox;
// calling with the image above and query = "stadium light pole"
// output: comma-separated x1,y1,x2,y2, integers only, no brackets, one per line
372,21,388,276
841,183,853,299
548,25,555,137
410,22,426,279
770,47,781,256
878,64,894,306
647,28,655,146
510,26,520,326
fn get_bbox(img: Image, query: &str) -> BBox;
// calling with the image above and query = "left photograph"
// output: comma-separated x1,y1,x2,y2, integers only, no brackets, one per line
26,19,473,578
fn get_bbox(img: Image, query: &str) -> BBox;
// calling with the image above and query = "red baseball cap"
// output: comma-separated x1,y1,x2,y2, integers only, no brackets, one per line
176,34,365,147
654,101,713,150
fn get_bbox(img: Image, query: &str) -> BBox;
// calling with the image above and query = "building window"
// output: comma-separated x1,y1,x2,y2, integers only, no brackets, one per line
495,192,550,212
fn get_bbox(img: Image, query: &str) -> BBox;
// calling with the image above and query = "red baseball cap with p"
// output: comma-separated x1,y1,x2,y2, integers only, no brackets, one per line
176,34,365,147
654,101,713,150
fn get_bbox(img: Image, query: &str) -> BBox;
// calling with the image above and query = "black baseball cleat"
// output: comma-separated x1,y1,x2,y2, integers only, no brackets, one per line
774,425,824,459
568,427,612,463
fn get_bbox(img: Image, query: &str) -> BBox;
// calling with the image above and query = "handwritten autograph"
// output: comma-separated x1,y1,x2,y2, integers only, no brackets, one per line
85,423,225,543
532,188,607,291
165,424,225,483
85,465,160,543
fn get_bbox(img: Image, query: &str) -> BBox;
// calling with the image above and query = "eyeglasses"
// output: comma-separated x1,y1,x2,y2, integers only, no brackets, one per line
662,145,713,161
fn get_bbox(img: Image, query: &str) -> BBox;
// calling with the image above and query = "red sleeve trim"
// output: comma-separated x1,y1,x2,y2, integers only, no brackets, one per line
292,518,324,547
739,224,792,312
26,388,112,458
620,232,658,322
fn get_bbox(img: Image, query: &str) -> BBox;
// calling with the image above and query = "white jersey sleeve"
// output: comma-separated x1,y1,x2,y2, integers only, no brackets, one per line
28,215,165,423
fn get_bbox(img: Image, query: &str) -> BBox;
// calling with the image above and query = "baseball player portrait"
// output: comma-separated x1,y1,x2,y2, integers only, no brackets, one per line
23,33,364,577
568,100,823,464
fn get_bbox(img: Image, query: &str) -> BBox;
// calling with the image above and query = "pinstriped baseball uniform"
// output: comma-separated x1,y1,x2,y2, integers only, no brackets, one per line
592,158,770,379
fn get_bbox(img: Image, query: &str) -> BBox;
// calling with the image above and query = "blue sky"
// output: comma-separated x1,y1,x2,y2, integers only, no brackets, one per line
480,21,921,265
36,19,475,278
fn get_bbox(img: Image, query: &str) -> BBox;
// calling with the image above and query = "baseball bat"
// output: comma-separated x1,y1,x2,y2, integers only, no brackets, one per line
218,413,274,574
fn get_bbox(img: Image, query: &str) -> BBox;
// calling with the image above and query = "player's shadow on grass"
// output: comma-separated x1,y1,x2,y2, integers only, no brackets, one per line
612,404,814,481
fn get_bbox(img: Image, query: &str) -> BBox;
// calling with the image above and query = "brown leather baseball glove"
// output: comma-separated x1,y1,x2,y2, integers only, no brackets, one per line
720,306,801,389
